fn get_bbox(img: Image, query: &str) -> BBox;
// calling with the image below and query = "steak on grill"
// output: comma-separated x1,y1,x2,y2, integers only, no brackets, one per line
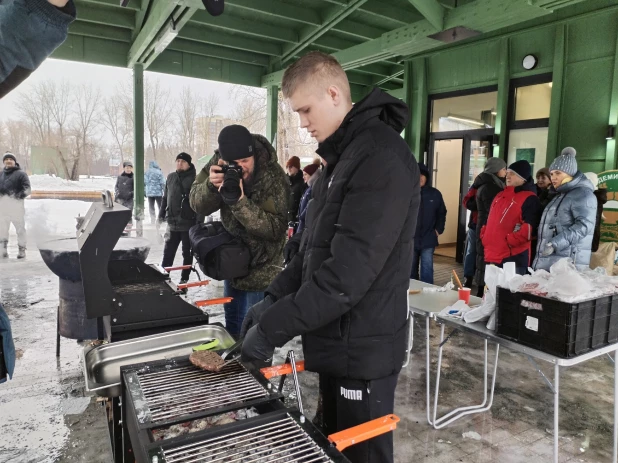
189,350,225,372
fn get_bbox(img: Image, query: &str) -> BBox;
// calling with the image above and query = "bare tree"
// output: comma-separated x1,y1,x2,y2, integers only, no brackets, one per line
70,83,102,178
4,120,33,169
145,77,174,161
177,86,200,154
16,82,53,146
203,92,220,117
46,79,71,147
103,87,134,165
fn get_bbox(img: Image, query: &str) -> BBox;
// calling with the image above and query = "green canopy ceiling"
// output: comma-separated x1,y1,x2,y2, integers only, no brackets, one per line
52,0,590,98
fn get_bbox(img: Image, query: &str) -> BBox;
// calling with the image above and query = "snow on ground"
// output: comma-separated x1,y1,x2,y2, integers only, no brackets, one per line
30,175,116,192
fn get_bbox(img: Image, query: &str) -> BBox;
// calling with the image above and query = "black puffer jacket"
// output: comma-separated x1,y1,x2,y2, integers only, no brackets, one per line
114,172,134,208
0,163,31,200
288,171,306,224
159,165,198,232
473,172,505,285
259,88,420,380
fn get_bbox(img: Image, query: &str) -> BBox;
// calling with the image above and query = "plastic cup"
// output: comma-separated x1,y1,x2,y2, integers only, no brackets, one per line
458,287,471,304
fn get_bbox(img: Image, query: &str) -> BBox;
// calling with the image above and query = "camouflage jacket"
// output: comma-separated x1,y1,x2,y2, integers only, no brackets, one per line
190,134,290,291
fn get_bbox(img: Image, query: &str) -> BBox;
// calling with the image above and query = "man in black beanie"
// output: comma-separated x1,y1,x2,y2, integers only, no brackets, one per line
190,125,289,338
159,152,201,283
0,152,31,259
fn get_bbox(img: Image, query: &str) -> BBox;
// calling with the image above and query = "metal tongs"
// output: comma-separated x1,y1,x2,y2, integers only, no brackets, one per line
219,338,243,367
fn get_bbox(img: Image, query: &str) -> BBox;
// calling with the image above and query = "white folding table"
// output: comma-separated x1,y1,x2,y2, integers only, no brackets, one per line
407,279,618,463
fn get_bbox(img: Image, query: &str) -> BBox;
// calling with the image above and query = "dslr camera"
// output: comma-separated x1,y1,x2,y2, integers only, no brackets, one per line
219,162,244,204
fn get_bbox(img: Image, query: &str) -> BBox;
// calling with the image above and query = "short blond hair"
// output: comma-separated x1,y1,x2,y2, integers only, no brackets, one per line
281,51,351,102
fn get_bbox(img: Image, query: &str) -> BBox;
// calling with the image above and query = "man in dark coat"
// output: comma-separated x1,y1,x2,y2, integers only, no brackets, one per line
411,163,446,284
286,155,306,232
159,152,201,283
473,158,506,297
481,160,541,275
115,161,134,229
0,152,31,259
240,51,420,463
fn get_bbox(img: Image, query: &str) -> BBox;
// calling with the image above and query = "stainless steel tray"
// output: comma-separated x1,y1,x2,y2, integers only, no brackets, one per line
82,325,236,397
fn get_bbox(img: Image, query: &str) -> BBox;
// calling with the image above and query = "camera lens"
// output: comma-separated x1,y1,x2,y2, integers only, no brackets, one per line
220,166,242,204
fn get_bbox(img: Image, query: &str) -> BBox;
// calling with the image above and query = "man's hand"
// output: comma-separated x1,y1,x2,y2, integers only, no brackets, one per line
241,325,276,364
435,230,439,237
240,295,275,338
238,178,245,202
48,0,69,6
209,160,225,188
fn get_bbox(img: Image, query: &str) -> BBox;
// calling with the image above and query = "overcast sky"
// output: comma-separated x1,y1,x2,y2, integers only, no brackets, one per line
0,58,240,120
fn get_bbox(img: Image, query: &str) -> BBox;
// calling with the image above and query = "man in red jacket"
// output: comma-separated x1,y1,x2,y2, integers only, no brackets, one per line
480,160,541,275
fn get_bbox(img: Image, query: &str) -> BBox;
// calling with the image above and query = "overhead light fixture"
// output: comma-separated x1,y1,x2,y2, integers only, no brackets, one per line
491,111,497,116
154,21,178,55
607,125,616,140
446,113,486,127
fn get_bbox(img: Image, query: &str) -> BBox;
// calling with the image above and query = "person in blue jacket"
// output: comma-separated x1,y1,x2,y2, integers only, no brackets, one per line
145,160,166,224
411,163,447,284
0,302,15,384
0,0,75,99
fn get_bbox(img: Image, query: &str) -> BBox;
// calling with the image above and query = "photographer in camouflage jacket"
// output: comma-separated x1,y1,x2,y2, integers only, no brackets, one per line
190,125,289,338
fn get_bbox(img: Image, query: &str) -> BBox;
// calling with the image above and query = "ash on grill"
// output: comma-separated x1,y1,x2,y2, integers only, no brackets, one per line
151,407,260,441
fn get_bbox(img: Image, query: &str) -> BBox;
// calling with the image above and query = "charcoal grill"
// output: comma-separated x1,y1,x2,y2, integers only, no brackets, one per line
77,192,211,342
120,355,399,463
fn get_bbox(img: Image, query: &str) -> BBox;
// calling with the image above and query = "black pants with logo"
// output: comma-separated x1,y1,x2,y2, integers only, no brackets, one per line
161,230,192,281
318,372,399,463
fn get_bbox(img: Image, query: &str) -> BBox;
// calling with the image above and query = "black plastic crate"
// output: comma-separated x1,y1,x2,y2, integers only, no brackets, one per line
496,286,618,358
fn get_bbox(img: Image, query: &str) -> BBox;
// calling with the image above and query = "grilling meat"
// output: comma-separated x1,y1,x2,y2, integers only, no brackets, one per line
189,350,225,372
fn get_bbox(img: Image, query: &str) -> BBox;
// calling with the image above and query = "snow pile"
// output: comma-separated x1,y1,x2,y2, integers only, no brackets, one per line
30,174,116,192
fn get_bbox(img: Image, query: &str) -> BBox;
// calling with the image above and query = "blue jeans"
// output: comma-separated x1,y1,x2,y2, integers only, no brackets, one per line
463,227,477,279
223,281,264,338
411,247,435,284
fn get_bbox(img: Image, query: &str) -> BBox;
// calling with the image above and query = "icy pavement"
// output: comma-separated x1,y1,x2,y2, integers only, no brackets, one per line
1,199,618,462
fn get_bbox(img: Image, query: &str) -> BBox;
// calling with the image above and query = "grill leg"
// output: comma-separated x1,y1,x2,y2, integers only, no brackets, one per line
56,306,60,358
553,364,559,463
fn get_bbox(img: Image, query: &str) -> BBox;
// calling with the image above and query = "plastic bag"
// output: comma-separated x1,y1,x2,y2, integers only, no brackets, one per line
438,299,471,318
422,281,455,293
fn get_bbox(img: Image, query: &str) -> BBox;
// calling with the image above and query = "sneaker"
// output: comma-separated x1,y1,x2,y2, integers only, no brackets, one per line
464,277,473,288
17,247,26,259
179,279,188,294
1,242,7,259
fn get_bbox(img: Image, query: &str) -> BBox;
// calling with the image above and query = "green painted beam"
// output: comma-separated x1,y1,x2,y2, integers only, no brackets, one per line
335,19,386,41
403,60,414,151
226,0,321,26
547,24,566,164
133,0,152,40
494,38,510,159
179,24,282,56
280,0,369,63
69,22,132,42
407,0,445,31
605,25,618,170
52,35,130,66
128,0,179,66
529,0,588,9
168,39,270,67
133,64,145,228
354,1,422,25
77,0,139,10
73,1,135,29
405,58,428,159
266,86,278,145
189,10,298,44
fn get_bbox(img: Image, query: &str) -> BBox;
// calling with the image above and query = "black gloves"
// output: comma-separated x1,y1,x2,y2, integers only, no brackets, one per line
240,294,275,338
284,232,302,265
241,325,276,367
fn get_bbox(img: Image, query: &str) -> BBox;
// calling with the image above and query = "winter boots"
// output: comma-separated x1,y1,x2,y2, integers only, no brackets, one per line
464,277,473,288
1,241,7,259
17,246,26,259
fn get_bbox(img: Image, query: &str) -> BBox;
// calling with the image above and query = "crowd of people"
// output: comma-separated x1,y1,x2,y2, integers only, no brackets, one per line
459,148,602,296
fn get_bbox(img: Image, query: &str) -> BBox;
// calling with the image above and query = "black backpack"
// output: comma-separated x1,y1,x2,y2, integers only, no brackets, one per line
189,221,250,280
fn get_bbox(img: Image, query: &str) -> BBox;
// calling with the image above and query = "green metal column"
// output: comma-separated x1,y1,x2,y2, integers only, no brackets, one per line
404,58,428,162
266,85,278,146
133,64,145,236
494,38,510,159
605,28,618,171
547,25,566,165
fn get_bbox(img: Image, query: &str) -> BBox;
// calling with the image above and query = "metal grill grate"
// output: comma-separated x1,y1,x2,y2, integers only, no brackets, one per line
136,361,269,422
162,415,333,462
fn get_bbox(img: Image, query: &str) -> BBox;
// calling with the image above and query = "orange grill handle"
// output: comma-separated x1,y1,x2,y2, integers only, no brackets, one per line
328,414,400,452
177,280,210,290
164,265,193,272
260,361,305,379
195,297,233,307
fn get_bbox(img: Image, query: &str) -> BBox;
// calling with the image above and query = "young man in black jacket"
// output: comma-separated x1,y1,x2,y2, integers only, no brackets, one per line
286,155,306,232
159,153,200,284
240,51,420,463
